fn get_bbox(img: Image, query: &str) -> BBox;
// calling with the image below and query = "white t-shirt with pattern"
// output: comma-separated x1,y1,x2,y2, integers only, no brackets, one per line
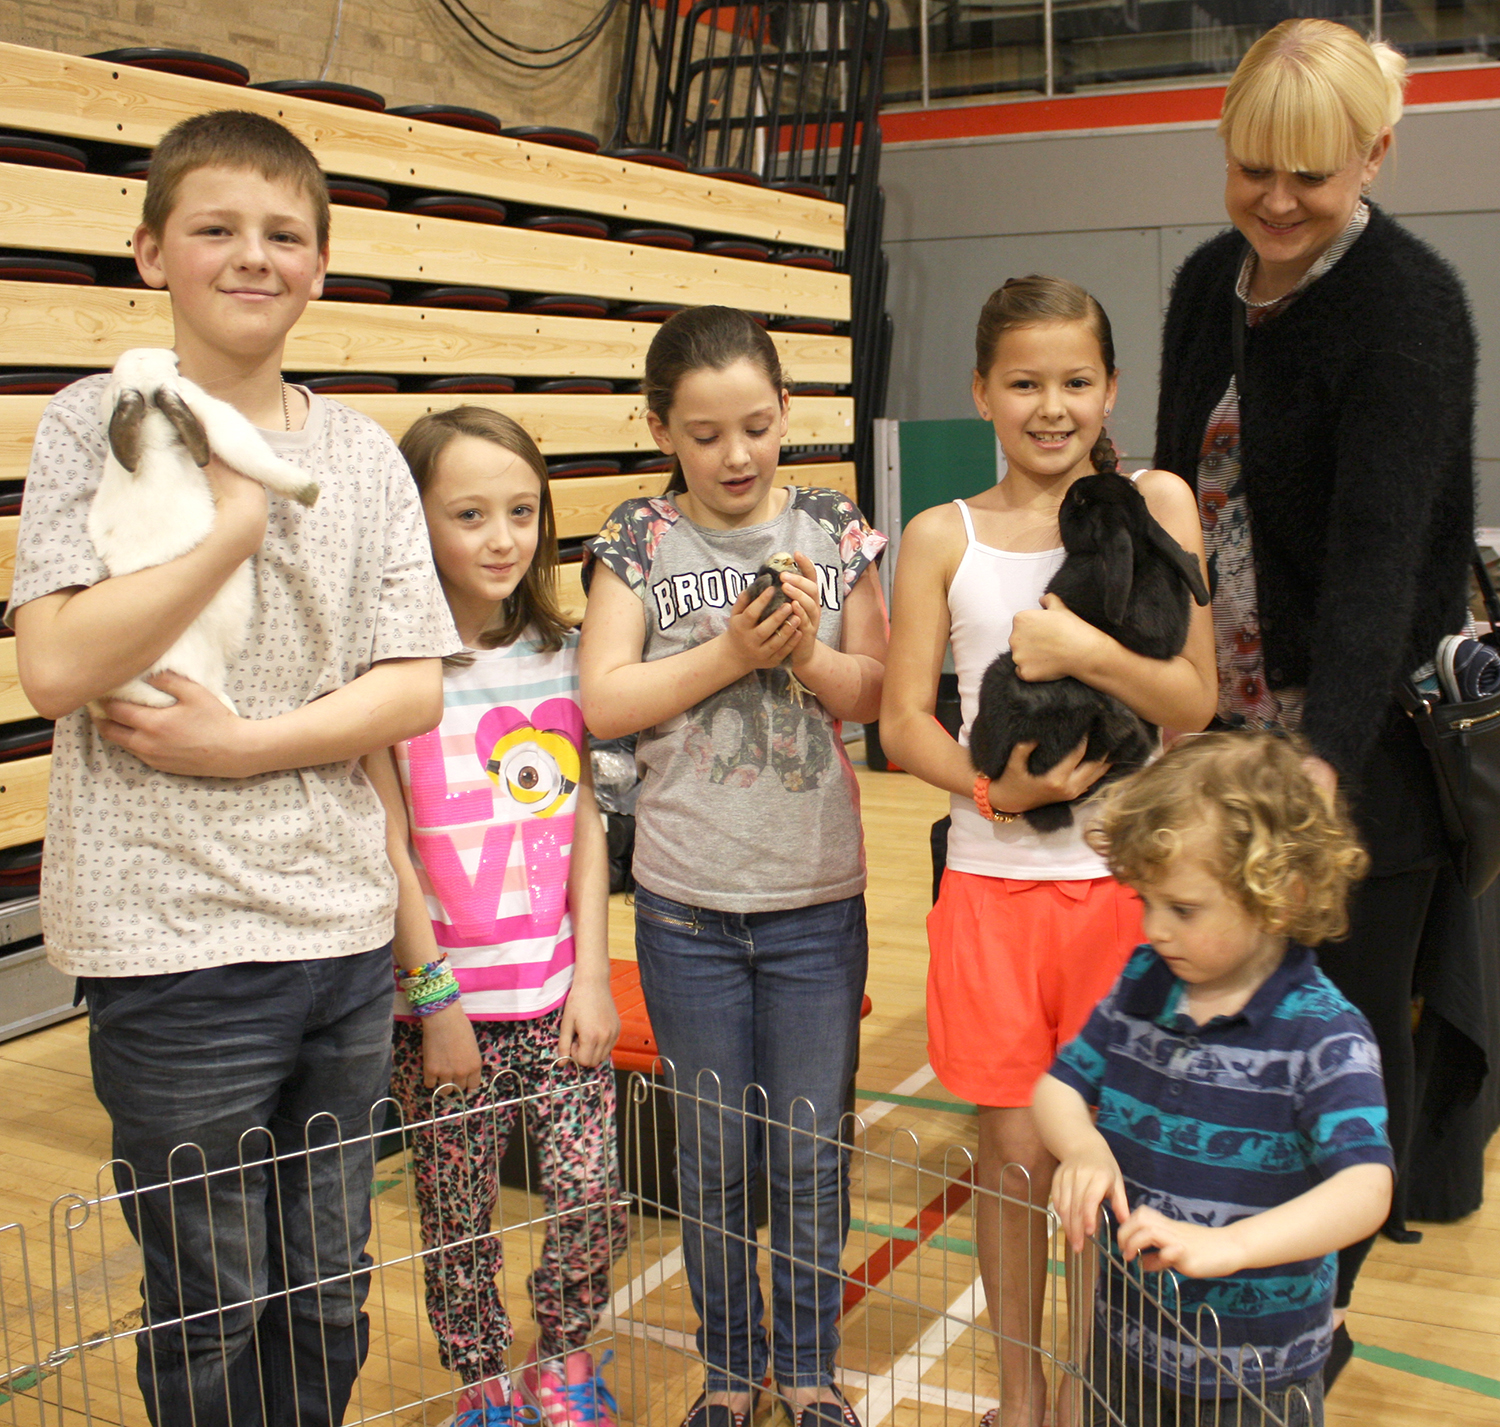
7,376,462,976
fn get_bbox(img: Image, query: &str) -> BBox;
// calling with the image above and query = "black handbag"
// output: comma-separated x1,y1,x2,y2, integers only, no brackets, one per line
1396,548,1500,898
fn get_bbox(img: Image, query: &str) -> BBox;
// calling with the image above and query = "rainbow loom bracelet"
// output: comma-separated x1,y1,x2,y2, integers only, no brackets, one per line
397,954,462,1017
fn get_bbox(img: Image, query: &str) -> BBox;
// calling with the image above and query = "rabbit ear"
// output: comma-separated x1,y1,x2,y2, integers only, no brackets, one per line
153,386,211,467
1101,525,1135,624
107,388,147,472
1144,519,1211,605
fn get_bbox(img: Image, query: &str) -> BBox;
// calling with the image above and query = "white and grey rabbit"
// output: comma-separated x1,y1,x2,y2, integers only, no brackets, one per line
87,348,320,714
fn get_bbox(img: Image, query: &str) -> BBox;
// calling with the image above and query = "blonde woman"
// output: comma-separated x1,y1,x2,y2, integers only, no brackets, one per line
1154,18,1479,1387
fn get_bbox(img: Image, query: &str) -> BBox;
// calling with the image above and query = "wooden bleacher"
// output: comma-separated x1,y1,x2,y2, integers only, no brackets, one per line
0,40,854,977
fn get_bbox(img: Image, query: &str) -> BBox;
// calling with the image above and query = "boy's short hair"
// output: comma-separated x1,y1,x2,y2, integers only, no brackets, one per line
1091,731,1370,944
143,110,330,249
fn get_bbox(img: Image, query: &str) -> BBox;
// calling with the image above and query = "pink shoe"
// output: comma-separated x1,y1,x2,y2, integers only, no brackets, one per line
444,1375,541,1427
518,1347,618,1427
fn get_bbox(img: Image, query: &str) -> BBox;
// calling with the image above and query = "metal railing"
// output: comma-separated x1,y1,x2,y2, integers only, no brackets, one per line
2,1066,1319,1427
890,0,1500,107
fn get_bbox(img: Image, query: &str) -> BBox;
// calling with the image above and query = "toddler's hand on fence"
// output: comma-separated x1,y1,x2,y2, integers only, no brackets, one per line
781,553,823,671
558,978,620,1068
1116,1206,1244,1278
1051,1147,1129,1253
724,581,802,672
421,1003,483,1092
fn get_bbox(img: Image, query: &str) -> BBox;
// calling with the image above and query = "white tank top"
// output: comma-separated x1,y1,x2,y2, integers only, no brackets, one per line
945,497,1111,880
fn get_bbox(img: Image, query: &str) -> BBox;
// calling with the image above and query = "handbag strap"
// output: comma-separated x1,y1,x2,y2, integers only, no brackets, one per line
1232,291,1248,397
1231,241,1251,396
1472,545,1500,632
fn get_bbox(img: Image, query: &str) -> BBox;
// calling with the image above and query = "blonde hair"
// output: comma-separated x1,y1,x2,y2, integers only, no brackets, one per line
398,406,572,661
1090,732,1369,945
1219,18,1406,174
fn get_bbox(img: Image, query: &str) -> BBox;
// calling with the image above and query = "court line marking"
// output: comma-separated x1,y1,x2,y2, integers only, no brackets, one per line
609,1244,686,1320
854,1065,941,1129
843,1168,975,1312
855,1087,977,1118
860,1274,989,1427
1353,1343,1500,1399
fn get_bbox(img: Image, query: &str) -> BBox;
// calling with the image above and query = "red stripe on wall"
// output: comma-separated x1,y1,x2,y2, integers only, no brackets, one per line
882,65,1500,145
650,0,763,37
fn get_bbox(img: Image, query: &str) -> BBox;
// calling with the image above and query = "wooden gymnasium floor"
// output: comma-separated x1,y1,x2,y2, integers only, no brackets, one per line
0,750,1497,1427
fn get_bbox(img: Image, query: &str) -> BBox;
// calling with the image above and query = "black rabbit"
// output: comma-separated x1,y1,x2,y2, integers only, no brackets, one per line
969,472,1210,832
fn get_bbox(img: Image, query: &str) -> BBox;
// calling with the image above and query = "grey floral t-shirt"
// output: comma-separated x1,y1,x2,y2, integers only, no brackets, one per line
584,486,885,913
8,376,461,975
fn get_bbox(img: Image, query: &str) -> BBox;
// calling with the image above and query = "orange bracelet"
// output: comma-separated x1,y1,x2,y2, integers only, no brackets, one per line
972,773,1020,824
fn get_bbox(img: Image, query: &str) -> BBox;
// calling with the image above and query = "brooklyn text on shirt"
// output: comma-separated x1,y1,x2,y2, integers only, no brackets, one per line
651,561,843,630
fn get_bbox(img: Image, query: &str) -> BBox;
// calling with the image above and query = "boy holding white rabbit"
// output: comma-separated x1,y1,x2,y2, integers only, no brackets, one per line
7,110,459,1427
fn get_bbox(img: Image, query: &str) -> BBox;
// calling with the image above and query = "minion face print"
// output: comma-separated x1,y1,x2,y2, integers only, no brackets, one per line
479,698,582,819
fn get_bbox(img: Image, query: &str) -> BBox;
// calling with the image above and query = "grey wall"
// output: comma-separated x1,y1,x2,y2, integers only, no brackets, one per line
881,107,1500,519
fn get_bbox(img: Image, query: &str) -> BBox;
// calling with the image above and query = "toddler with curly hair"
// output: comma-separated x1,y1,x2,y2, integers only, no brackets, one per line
1032,731,1394,1426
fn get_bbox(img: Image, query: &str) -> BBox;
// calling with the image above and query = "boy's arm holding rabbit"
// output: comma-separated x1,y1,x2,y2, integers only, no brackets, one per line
14,453,269,720
16,448,442,778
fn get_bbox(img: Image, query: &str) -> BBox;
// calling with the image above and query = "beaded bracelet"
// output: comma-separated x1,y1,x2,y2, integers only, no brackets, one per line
396,954,462,1017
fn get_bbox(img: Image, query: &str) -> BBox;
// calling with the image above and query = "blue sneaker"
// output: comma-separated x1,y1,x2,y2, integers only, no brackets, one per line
1437,634,1500,702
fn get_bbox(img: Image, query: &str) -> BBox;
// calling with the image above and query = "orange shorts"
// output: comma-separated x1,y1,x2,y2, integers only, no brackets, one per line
926,869,1142,1107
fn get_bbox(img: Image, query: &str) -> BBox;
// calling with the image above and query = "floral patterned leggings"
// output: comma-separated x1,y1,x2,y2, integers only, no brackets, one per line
391,1011,625,1383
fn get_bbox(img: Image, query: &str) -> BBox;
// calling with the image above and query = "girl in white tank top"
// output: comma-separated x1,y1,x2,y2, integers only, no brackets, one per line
878,278,1216,1427
945,496,1110,880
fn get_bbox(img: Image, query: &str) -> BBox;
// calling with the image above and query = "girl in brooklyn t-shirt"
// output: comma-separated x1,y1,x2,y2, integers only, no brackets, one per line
580,307,887,1427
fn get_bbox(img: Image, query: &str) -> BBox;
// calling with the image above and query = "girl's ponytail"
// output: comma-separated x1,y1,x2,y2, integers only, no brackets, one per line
1090,430,1120,474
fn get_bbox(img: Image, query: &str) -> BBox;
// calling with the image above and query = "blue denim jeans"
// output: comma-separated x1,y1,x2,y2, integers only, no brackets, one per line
83,947,394,1427
633,888,868,1392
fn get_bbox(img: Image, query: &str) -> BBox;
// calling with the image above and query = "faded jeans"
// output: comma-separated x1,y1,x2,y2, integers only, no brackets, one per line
84,947,394,1427
633,888,868,1392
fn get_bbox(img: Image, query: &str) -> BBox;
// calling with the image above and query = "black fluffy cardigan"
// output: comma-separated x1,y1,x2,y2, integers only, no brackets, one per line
1154,203,1476,786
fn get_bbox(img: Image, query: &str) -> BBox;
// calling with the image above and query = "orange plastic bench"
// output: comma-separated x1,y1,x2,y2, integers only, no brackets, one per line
609,958,872,1076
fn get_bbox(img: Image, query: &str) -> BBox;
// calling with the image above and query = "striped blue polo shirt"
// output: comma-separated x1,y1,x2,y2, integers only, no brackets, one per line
1051,943,1393,1395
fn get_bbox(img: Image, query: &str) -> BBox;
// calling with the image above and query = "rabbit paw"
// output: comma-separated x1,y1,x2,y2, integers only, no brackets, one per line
103,679,179,709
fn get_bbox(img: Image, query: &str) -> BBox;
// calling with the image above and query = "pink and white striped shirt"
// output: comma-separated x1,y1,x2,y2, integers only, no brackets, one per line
393,633,584,1020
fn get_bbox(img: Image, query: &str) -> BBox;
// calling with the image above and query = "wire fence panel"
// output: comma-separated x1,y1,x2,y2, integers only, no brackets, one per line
1,1067,1313,1427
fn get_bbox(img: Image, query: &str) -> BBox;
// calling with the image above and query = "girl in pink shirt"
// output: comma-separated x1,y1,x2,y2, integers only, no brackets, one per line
365,407,622,1427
